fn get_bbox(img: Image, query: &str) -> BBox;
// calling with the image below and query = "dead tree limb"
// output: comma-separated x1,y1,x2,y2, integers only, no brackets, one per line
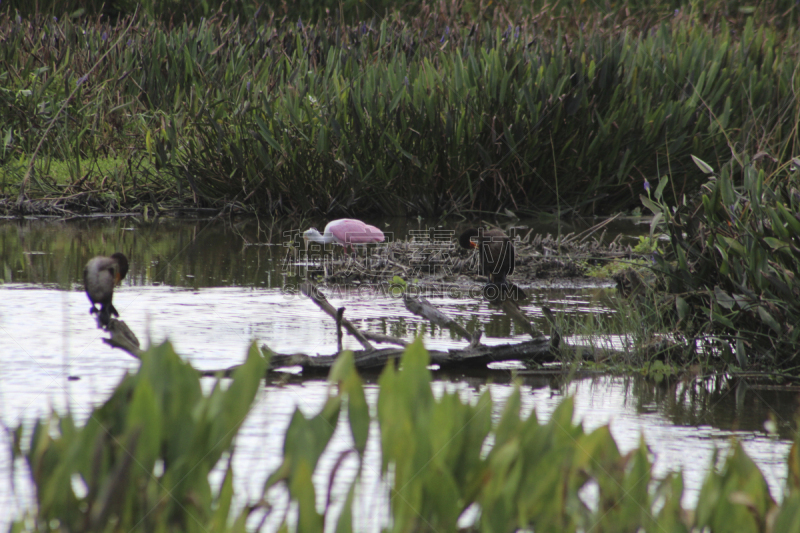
361,331,409,346
403,295,476,343
102,319,143,359
300,282,408,348
541,306,562,351
499,299,544,340
256,335,557,375
336,307,345,352
96,284,613,378
301,282,374,350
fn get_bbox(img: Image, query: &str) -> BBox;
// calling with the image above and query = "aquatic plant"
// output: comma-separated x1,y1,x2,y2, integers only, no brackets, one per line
628,152,800,368
1,5,799,216
12,339,800,531
8,0,800,25
11,341,268,531
149,14,800,216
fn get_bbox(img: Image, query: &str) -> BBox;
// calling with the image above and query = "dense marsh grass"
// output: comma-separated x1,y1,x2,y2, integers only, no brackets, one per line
1,2,799,215
6,0,800,25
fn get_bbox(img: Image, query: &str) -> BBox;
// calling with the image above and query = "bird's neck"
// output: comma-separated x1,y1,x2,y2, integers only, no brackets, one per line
308,229,334,244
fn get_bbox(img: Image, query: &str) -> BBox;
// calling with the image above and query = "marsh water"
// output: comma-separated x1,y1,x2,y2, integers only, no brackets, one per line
0,216,797,529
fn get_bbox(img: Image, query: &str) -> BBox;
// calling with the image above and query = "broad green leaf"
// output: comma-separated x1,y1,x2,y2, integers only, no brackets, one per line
762,237,791,253
676,296,689,321
775,202,800,235
291,460,323,533
209,464,235,528
126,380,161,472
714,286,736,309
655,175,669,200
736,338,748,368
772,492,800,533
335,482,356,533
757,306,782,334
654,472,686,531
640,194,662,215
789,442,800,490
494,386,522,447
691,154,715,174
711,310,735,329
720,236,746,256
650,212,663,239
330,351,369,456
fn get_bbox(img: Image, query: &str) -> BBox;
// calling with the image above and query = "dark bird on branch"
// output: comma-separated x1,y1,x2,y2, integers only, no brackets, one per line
84,252,129,327
459,228,526,301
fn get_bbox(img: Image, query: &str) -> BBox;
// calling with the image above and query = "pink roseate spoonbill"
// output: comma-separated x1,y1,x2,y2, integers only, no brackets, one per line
459,228,526,300
303,219,384,252
84,252,129,327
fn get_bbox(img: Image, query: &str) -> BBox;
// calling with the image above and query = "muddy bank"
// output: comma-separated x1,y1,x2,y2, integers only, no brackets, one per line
0,198,229,219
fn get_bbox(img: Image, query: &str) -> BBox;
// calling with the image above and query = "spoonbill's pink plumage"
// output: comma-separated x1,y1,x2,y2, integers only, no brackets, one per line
303,219,384,251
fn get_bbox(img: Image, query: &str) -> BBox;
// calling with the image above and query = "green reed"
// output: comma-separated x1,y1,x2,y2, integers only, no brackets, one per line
8,0,800,25
1,6,799,215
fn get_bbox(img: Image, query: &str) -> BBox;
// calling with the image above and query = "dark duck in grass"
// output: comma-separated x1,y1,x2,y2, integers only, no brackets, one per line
458,228,526,301
84,252,129,327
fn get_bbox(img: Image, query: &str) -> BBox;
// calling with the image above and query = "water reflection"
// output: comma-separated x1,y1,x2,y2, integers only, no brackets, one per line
0,217,618,343
0,216,640,288
624,374,800,439
2,217,286,288
0,217,795,529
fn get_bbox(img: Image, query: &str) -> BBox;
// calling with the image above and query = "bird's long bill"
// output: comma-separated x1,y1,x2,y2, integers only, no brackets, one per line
114,271,122,285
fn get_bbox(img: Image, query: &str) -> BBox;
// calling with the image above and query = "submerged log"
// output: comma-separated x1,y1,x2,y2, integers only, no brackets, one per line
102,318,143,358
101,280,616,378
226,335,558,376
403,294,476,343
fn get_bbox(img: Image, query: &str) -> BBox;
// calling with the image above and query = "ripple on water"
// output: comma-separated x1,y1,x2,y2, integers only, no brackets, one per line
0,274,794,529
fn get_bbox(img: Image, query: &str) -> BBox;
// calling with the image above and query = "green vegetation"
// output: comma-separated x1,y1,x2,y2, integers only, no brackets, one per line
610,153,800,368
2,2,800,215
12,156,141,186
585,235,657,277
11,341,268,532
7,0,800,25
12,339,800,531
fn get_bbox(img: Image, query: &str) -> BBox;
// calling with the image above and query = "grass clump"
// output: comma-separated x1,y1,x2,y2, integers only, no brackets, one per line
608,152,800,371
585,236,660,278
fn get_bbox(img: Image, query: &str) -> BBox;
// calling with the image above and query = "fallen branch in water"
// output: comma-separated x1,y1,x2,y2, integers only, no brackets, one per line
301,282,374,350
499,299,545,340
300,282,409,348
102,319,143,359
202,337,559,377
277,336,558,373
245,282,562,374
96,281,619,377
403,294,476,343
